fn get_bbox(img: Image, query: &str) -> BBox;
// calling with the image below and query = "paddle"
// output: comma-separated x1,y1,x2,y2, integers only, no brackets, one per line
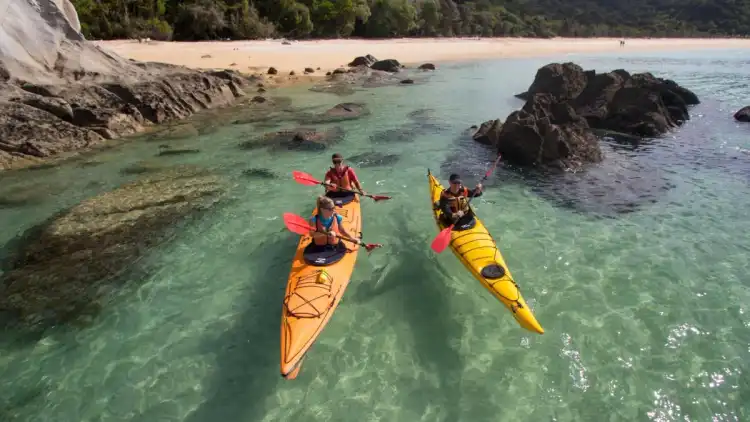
430,154,502,254
292,170,391,202
282,212,383,253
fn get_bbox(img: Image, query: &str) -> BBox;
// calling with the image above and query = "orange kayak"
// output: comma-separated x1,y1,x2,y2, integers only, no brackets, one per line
280,193,362,379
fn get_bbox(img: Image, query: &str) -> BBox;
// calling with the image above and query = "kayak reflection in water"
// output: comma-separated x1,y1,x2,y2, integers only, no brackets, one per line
309,196,358,251
324,153,366,198
438,173,483,228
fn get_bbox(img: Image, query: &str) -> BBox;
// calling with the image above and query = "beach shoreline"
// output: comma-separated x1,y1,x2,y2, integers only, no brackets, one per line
97,37,750,87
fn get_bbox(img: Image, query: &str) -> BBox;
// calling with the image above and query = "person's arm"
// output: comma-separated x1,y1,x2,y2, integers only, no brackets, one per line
469,184,484,198
349,168,364,193
335,215,355,240
439,196,455,220
324,169,335,190
309,216,318,236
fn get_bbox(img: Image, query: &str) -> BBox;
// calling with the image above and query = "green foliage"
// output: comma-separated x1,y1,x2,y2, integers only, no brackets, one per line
71,0,750,41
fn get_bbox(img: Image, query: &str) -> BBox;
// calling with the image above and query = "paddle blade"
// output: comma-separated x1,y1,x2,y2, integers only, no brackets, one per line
430,225,454,253
364,243,383,253
292,170,320,186
484,154,502,179
283,212,313,236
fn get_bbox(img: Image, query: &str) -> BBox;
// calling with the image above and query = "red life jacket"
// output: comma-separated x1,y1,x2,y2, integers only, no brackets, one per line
327,166,352,191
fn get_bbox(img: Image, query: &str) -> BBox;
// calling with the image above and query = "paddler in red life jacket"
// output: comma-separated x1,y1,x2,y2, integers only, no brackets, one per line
309,196,358,248
324,153,366,198
439,173,483,225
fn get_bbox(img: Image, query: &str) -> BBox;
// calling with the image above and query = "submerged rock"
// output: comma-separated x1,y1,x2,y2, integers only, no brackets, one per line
241,168,277,179
347,152,400,168
239,126,345,151
0,166,226,330
300,102,369,124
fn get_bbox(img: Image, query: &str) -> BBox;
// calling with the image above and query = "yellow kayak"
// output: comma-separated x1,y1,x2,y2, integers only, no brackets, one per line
428,170,544,334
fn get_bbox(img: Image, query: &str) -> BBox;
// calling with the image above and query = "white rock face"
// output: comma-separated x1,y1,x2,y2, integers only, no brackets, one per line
55,0,82,33
0,0,138,84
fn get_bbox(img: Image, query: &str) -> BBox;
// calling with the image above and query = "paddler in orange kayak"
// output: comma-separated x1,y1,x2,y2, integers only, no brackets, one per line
309,195,359,250
438,173,483,228
324,153,366,198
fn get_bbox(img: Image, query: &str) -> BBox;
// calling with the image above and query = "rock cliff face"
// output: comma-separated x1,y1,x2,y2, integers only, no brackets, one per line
0,0,251,171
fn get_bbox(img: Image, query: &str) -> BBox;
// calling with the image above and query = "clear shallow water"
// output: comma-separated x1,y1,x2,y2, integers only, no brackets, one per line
1,49,750,421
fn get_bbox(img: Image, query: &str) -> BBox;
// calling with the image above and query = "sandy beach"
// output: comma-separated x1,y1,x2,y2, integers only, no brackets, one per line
97,37,750,85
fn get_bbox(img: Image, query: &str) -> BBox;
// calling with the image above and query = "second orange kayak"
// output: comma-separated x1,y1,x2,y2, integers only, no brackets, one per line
280,192,362,379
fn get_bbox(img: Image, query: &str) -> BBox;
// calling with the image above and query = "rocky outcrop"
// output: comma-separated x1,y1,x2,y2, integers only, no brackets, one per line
371,59,402,73
300,102,369,123
0,166,226,329
735,106,750,122
0,0,252,171
481,62,699,170
348,55,377,67
472,119,503,145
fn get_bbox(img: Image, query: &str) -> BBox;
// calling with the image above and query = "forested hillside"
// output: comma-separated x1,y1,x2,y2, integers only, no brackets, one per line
71,0,750,41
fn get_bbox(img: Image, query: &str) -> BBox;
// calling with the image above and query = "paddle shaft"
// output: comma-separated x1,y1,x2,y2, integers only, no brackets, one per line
460,155,501,214
323,182,367,197
309,228,366,248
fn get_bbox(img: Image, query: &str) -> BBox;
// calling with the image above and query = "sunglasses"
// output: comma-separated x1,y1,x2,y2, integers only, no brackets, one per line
321,207,334,211
332,160,343,164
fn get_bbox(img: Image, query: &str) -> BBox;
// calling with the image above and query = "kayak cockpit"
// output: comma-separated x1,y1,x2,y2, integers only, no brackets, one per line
303,243,347,266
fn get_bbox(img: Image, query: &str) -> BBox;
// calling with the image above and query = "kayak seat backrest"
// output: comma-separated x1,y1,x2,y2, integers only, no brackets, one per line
303,243,347,266
325,191,356,206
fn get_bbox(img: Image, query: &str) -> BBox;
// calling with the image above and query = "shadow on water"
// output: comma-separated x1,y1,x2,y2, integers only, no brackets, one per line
183,235,294,422
357,212,476,421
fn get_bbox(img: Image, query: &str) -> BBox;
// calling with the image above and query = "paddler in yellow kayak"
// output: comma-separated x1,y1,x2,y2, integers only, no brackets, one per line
438,173,484,229
323,153,366,198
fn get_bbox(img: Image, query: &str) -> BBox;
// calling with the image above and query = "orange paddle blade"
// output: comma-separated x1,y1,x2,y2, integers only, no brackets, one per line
430,224,454,253
283,212,313,235
292,170,321,186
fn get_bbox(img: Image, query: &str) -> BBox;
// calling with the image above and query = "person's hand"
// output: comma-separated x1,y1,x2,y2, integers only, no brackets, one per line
328,232,338,240
328,183,337,190
456,210,465,218
360,190,367,196
475,183,483,192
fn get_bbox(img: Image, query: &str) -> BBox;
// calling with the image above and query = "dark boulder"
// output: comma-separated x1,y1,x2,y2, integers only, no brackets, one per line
370,59,401,73
735,106,750,122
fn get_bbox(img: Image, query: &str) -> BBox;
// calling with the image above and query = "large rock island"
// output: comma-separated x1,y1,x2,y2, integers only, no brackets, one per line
473,62,700,170
0,0,250,171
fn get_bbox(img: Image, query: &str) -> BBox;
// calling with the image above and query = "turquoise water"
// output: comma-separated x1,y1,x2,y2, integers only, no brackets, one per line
1,48,750,421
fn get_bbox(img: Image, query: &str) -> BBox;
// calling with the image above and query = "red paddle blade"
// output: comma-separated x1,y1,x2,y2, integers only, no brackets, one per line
283,212,313,236
292,170,320,186
364,243,382,252
486,154,502,178
430,225,454,253
370,195,391,202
